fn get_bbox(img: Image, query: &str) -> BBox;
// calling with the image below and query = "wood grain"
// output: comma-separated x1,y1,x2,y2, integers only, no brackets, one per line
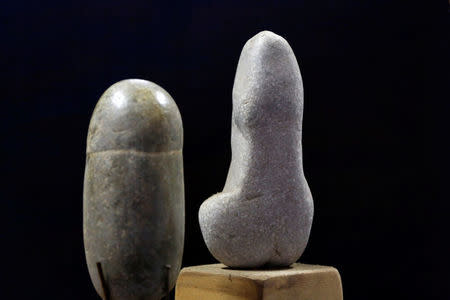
175,263,343,300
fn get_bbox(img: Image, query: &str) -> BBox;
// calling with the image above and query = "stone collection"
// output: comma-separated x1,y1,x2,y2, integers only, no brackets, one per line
83,30,316,299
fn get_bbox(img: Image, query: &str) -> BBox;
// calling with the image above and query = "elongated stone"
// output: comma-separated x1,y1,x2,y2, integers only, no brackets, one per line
83,79,184,299
199,31,313,268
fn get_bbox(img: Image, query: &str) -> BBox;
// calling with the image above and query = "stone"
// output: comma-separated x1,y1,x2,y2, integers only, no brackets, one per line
199,31,313,268
83,79,184,300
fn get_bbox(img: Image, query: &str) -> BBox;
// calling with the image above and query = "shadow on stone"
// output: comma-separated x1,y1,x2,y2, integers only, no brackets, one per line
222,265,293,271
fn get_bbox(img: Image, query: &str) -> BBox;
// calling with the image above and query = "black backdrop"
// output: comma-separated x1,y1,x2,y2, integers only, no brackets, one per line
1,1,447,299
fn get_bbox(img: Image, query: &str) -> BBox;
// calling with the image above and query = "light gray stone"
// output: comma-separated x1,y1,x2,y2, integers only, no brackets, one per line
199,31,313,268
84,79,184,299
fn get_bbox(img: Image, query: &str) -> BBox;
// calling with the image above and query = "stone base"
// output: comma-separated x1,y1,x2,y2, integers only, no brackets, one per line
175,263,343,300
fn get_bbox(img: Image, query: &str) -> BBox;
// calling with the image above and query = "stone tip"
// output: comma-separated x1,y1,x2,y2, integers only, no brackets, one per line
87,79,183,153
238,30,294,65
233,30,301,120
254,30,282,40
246,30,290,50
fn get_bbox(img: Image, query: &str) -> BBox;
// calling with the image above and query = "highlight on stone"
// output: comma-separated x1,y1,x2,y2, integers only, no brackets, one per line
83,79,185,299
199,31,314,268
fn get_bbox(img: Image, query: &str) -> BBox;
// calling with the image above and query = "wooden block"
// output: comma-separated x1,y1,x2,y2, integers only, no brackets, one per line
175,263,343,300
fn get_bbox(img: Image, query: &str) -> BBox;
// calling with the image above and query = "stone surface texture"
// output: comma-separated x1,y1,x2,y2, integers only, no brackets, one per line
199,31,313,268
84,79,184,300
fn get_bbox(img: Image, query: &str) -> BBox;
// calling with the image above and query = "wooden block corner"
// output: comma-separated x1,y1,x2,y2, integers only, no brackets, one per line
175,263,343,300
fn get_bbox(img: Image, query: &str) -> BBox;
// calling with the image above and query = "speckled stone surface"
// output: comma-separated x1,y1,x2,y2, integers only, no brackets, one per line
83,79,184,300
199,31,313,268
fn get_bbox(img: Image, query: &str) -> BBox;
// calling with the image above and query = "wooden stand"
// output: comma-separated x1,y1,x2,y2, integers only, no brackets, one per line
175,263,343,300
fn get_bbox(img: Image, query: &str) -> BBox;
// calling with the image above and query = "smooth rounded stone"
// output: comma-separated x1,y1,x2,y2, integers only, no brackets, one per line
199,31,313,268
84,79,184,300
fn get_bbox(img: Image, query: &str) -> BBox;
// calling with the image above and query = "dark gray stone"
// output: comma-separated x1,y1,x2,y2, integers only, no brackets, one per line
84,79,184,300
199,31,313,268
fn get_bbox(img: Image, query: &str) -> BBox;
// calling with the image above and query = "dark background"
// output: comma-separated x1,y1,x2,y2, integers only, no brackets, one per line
1,0,447,299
